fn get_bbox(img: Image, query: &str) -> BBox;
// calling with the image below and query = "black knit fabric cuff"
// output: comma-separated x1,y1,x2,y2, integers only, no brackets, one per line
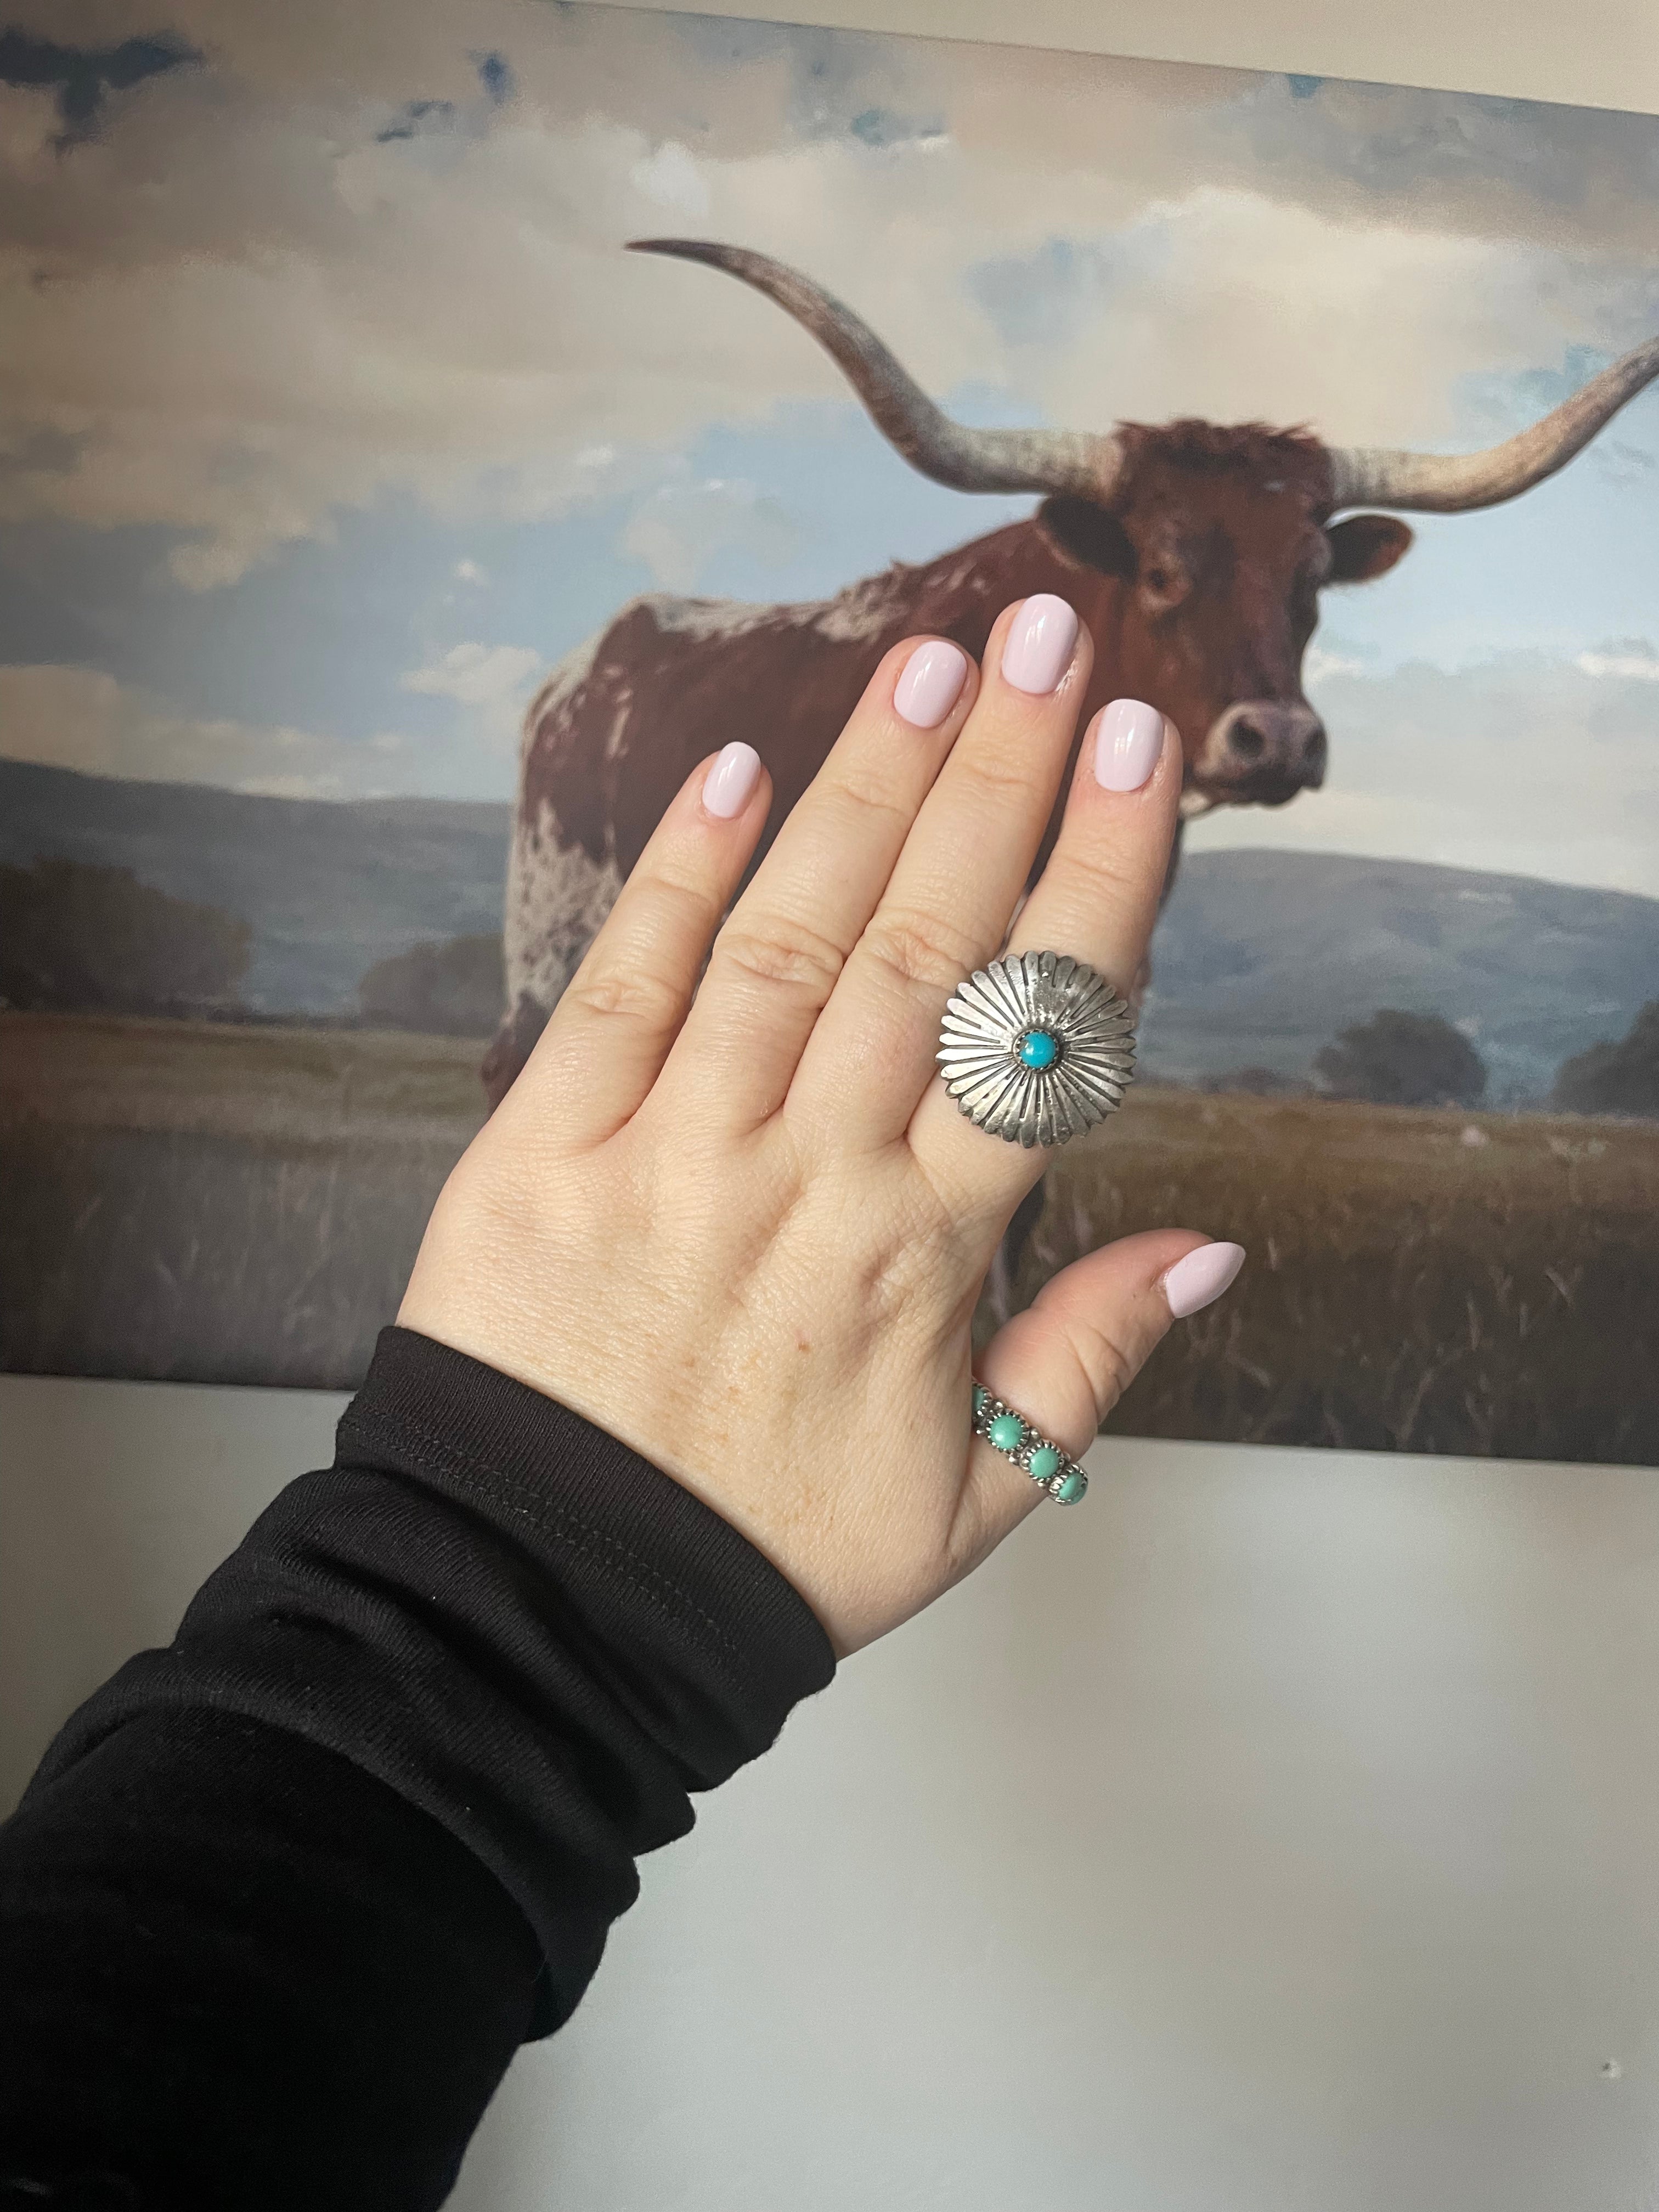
26,1326,837,2036
337,1325,837,1743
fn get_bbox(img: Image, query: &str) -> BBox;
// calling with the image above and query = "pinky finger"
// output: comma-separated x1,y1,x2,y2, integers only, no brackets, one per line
506,742,770,1148
951,1231,1246,1568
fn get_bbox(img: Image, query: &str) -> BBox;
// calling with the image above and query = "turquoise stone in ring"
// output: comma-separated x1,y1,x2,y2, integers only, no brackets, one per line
938,950,1136,1148
972,1383,1087,1504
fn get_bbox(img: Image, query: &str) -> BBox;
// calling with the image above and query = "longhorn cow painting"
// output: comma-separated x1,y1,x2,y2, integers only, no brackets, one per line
2,2,1657,1465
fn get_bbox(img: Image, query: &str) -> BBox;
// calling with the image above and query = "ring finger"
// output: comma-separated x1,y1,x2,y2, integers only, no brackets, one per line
789,592,1094,1147
909,694,1182,1222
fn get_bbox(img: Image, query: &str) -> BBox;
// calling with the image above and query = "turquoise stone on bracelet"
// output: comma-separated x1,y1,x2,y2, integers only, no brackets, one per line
973,1385,989,1419
1027,1444,1063,1484
1056,1469,1088,1505
1017,1028,1059,1070
988,1412,1025,1452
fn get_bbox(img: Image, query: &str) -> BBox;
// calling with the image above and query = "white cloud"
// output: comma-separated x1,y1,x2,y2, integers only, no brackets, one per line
1187,650,1659,899
401,640,543,706
1,3,1654,588
0,662,419,799
620,473,802,591
454,557,489,584
1304,645,1366,683
1575,642,1659,681
630,139,710,216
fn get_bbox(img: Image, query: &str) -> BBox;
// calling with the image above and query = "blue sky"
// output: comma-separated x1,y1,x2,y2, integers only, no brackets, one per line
1,1,1656,891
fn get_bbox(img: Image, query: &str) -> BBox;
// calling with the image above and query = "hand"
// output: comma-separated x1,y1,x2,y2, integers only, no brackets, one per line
399,595,1244,1657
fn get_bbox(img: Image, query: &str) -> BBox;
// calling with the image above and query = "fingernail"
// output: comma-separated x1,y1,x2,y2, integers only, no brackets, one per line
702,741,761,819
1163,1242,1246,1319
894,638,969,729
1000,594,1079,696
1093,699,1165,791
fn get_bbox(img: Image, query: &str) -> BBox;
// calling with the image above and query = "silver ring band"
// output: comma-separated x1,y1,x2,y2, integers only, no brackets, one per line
938,950,1135,1147
972,1383,1089,1505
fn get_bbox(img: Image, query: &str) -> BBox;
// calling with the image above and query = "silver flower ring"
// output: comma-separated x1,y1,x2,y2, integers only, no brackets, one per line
936,949,1136,1147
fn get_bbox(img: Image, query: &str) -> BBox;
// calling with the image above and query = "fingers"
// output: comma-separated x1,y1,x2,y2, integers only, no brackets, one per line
789,595,1094,1148
501,741,772,1149
951,1232,1246,1568
660,632,978,1131
909,699,1182,1226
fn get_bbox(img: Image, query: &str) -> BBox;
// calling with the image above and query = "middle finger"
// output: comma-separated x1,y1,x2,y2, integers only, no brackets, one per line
790,593,1092,1147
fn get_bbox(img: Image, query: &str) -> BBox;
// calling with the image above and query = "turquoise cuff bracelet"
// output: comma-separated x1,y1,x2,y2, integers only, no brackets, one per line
971,1383,1089,1505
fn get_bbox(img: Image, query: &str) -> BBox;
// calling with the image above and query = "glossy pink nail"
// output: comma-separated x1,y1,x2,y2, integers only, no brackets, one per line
894,639,969,729
1163,1242,1246,1319
1093,698,1165,791
702,740,761,819
1000,594,1079,695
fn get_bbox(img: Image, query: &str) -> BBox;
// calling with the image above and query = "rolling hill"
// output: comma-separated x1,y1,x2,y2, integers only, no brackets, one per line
4,756,1656,1097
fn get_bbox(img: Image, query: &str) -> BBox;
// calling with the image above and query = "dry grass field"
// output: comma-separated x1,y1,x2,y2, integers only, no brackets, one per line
0,1012,487,1389
1019,1086,1659,1464
4,1012,1657,1461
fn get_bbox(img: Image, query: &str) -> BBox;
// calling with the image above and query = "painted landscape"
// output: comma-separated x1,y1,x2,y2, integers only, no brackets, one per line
4,759,1657,1455
5,1006,1657,1460
2,7,1656,1459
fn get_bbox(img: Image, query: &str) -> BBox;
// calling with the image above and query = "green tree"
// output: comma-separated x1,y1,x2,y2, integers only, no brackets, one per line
358,933,504,1037
1552,1001,1659,1119
0,857,250,1016
1314,1008,1487,1109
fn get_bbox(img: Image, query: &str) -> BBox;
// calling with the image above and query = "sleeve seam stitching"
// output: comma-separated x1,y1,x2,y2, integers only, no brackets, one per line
337,1405,780,1686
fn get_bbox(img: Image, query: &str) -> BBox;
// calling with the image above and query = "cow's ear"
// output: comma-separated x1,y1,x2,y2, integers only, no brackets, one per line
1035,495,1136,576
1325,513,1413,584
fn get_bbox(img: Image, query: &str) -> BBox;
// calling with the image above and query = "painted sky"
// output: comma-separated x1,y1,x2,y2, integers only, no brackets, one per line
1,1,1657,893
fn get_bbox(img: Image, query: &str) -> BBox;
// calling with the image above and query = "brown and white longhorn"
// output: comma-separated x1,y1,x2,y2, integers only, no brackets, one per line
487,239,1659,1185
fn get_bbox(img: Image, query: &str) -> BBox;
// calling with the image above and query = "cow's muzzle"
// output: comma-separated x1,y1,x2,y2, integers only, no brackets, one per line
1194,701,1327,806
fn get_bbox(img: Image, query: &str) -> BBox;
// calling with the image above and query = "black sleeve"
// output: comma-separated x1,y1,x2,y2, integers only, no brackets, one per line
0,1326,837,2212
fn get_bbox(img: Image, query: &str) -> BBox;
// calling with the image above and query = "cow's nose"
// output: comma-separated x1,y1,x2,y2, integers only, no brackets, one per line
1223,702,1326,791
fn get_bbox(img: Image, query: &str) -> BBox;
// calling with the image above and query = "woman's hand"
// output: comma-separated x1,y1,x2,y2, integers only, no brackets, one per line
399,595,1243,1657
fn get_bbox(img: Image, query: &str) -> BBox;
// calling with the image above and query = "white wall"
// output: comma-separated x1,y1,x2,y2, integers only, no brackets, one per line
7,2,1659,2207
7,1377,1659,2210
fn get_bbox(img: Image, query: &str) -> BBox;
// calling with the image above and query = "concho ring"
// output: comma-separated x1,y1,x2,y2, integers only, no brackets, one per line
936,949,1136,1148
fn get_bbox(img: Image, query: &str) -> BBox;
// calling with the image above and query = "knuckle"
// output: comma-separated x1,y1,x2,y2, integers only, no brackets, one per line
1069,1314,1141,1418
562,961,682,1029
644,861,722,919
960,747,1040,810
827,766,915,839
1046,831,1154,911
857,903,983,997
716,913,847,999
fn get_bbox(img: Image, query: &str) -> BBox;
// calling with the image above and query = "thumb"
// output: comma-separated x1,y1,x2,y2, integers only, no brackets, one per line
962,1229,1246,1546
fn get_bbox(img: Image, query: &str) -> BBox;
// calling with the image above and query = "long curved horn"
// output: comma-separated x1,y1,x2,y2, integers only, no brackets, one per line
627,238,1126,503
1329,335,1659,512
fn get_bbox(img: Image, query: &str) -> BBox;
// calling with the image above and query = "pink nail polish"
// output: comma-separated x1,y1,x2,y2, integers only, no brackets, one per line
1093,699,1165,791
1000,595,1079,696
1163,1242,1246,1318
894,639,969,729
703,741,761,819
